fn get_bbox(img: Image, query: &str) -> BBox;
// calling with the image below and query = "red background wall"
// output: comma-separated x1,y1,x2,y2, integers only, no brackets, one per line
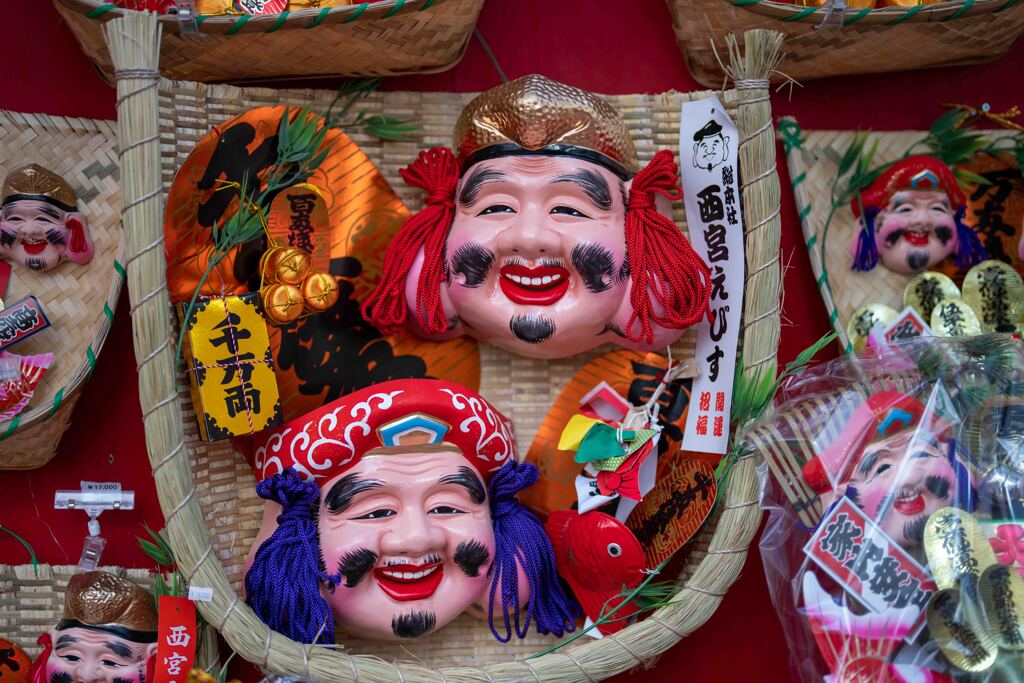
1,1,1023,680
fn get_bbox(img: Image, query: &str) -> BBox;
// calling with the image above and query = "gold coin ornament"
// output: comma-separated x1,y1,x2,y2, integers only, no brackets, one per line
904,271,962,322
924,507,997,595
962,260,1024,333
931,298,983,337
301,271,340,312
927,587,999,672
847,304,898,351
261,282,304,325
978,564,1024,651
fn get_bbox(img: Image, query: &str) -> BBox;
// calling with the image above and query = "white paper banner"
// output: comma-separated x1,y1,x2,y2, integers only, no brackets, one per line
678,95,745,455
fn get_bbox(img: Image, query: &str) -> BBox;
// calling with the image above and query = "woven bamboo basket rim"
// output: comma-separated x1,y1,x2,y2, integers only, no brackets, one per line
0,112,125,444
60,0,467,36
108,11,784,679
732,0,1021,25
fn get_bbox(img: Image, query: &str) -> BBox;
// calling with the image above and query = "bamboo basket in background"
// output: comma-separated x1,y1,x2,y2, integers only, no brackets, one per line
107,10,785,680
53,0,484,84
668,0,1024,87
0,112,124,470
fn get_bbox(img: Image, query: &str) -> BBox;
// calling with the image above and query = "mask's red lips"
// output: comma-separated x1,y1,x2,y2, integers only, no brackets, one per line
373,562,444,602
893,492,925,516
499,264,570,306
21,238,47,255
903,229,930,246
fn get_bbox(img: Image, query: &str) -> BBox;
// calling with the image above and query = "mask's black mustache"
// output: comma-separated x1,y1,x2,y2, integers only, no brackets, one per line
571,242,618,293
925,475,951,499
26,257,46,271
453,539,490,577
338,548,378,588
392,611,436,638
510,314,555,344
0,229,15,246
45,228,66,245
449,242,495,288
903,514,929,544
50,674,73,683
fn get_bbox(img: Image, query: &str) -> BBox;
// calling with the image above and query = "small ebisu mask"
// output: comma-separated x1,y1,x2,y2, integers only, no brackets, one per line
801,390,975,559
30,571,158,683
0,164,94,272
850,155,985,275
243,378,578,643
361,75,711,359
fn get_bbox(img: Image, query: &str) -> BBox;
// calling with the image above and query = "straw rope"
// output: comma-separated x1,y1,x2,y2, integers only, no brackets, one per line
53,0,484,84
0,111,125,469
669,0,1024,86
109,12,784,680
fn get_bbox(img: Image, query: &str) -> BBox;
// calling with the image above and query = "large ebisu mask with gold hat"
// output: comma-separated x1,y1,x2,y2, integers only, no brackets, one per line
0,164,94,272
30,571,158,683
362,75,712,359
241,378,578,643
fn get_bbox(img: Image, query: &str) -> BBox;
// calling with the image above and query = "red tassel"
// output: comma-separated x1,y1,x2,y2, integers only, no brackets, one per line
30,632,52,683
362,147,460,335
623,150,711,344
67,217,87,254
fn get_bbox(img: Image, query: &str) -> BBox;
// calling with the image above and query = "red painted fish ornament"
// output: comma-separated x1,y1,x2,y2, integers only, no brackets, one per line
545,510,646,635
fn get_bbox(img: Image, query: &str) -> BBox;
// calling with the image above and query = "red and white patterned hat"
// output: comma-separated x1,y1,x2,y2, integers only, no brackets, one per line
247,379,518,484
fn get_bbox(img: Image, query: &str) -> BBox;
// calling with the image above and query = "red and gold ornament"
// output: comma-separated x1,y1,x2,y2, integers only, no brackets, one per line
260,244,338,325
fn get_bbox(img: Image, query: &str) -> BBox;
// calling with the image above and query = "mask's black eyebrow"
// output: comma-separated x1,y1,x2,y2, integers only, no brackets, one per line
38,205,61,220
55,635,79,648
857,448,886,478
325,474,383,514
438,465,486,505
458,167,508,206
552,168,613,210
104,640,134,659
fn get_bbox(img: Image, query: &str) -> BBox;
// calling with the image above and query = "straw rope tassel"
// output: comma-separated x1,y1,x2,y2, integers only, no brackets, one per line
103,11,223,674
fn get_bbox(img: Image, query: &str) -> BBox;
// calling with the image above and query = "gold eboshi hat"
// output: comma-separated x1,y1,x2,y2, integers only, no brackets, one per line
58,571,158,642
454,74,639,179
2,163,78,213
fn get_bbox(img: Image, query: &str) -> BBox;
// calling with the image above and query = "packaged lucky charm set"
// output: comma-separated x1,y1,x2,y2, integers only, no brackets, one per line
1,2,1023,683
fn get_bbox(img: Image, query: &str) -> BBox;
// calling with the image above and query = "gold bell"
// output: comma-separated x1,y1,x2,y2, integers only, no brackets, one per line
262,283,304,325
301,271,340,312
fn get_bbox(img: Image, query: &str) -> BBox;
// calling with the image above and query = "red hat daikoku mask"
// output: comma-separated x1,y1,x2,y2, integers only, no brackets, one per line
801,391,950,495
249,378,518,485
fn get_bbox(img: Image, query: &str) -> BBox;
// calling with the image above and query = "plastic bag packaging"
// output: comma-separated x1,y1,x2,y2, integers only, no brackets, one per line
744,335,1024,682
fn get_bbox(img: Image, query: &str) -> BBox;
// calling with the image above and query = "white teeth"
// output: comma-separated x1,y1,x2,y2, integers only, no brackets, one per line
551,273,561,281
381,565,438,581
541,276,552,284
530,277,542,285
508,274,522,283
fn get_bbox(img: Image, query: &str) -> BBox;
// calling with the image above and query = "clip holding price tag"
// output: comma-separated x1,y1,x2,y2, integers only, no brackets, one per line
54,482,134,569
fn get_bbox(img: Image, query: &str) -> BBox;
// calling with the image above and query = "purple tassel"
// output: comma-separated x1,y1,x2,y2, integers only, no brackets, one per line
244,468,340,644
852,207,879,272
487,461,579,642
954,206,986,271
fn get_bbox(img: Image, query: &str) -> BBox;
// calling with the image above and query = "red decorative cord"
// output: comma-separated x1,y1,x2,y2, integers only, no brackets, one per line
362,147,460,335
623,150,711,344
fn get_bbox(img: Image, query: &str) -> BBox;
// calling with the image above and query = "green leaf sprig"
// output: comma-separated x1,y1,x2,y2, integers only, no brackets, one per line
137,525,184,601
325,77,421,142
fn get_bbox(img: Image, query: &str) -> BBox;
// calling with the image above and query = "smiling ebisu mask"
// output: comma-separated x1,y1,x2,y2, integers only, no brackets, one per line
850,155,985,275
30,571,158,683
0,164,94,272
361,75,712,359
242,378,578,644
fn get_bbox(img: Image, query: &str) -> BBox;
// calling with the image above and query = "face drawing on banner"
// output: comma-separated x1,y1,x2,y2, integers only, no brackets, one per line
803,392,967,554
34,572,157,683
0,164,94,272
691,119,730,173
318,445,496,640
